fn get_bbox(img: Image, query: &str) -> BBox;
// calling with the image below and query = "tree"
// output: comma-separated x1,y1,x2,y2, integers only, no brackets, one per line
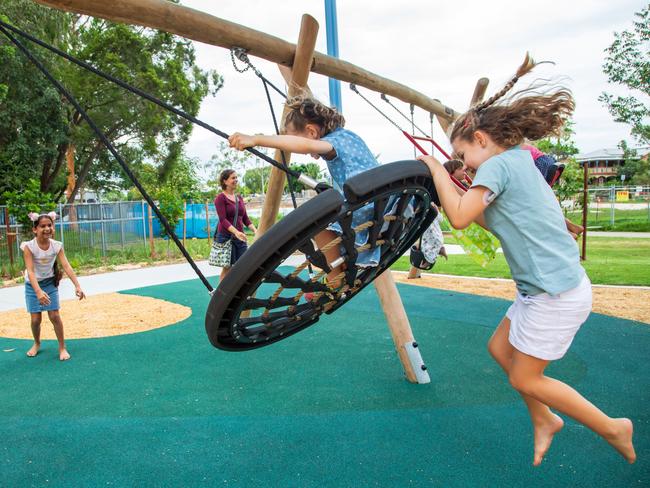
125,153,203,202
2,179,56,238
243,166,272,195
0,0,222,204
287,162,323,192
618,140,650,185
599,5,650,145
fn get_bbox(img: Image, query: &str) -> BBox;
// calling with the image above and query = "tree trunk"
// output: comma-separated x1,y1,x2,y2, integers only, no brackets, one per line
66,126,120,204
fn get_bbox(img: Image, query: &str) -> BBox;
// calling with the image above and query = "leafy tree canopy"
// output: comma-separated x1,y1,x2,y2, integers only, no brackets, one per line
0,0,222,204
599,5,650,145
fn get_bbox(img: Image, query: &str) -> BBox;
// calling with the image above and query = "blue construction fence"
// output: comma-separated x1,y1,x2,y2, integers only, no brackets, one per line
0,201,225,266
149,202,220,239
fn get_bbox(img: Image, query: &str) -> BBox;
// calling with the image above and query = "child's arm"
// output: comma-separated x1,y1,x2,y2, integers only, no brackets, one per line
23,247,51,305
57,249,85,300
229,133,333,156
419,155,490,230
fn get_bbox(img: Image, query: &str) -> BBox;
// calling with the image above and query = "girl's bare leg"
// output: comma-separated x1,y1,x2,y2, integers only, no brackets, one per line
47,310,70,361
26,313,42,357
509,348,636,464
220,266,231,282
313,230,344,289
488,317,564,465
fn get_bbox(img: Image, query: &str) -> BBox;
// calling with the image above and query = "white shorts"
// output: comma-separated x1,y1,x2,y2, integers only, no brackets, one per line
506,275,592,361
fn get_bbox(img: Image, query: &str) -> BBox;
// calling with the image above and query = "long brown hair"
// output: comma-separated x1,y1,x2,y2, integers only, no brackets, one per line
283,95,345,136
450,53,575,148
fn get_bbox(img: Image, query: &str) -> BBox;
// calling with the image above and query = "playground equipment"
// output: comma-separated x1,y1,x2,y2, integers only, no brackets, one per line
16,0,479,382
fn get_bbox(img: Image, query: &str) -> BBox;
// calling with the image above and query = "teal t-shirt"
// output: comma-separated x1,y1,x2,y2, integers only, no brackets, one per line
471,147,584,296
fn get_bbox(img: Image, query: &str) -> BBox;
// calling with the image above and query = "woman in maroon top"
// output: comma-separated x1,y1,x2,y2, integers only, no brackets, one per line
214,169,256,280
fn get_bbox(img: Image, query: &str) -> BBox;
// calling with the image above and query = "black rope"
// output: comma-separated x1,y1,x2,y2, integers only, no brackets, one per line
260,78,299,209
429,112,436,156
231,47,305,213
230,47,287,99
249,54,315,275
349,83,403,132
381,93,430,139
409,104,416,159
0,19,303,182
0,23,215,293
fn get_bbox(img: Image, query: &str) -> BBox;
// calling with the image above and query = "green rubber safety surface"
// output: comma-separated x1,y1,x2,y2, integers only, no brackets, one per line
1,277,647,487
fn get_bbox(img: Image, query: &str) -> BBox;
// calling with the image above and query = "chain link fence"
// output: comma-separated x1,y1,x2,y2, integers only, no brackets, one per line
2,187,648,274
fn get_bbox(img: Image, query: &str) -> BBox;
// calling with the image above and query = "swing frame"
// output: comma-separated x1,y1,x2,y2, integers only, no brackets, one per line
21,1,469,383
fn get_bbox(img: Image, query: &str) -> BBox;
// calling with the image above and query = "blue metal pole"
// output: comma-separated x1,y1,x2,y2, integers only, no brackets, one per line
324,0,342,111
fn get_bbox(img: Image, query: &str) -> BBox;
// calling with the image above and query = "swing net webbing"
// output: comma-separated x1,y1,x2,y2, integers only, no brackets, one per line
207,168,438,350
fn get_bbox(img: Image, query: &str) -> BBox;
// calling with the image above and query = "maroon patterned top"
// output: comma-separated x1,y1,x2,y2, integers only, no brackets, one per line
214,193,251,235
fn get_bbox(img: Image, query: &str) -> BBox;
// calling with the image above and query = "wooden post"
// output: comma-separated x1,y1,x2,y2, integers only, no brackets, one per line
581,162,588,261
469,78,489,108
4,207,14,269
373,271,419,383
205,201,210,248
147,203,155,258
64,144,79,230
182,201,187,247
256,14,319,237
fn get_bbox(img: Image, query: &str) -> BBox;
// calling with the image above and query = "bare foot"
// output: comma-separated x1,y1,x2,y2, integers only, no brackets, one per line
59,349,71,361
606,418,636,464
26,343,40,357
533,413,564,466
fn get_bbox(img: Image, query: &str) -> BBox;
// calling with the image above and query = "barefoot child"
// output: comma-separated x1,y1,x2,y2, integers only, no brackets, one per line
229,95,381,292
419,54,635,466
21,212,85,361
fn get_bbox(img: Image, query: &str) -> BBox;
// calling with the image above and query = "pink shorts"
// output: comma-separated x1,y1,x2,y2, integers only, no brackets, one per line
506,275,592,360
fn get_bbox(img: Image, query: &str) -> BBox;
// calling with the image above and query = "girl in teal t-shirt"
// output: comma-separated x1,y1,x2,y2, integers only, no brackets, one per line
419,54,635,466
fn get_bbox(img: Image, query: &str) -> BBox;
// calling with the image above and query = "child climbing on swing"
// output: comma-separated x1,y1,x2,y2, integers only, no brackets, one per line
418,54,635,466
229,95,381,291
21,212,85,361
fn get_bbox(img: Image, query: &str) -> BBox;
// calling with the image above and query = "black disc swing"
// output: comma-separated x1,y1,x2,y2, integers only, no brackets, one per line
1,20,439,351
207,161,439,350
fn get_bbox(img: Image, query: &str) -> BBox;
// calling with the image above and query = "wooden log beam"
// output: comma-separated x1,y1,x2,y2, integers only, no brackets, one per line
33,0,457,120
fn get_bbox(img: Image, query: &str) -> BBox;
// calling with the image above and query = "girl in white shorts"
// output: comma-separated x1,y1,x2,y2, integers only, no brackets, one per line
419,54,635,466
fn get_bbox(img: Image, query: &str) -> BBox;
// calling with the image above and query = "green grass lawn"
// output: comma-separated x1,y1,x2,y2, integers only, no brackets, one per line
2,234,649,287
390,236,650,286
565,207,650,232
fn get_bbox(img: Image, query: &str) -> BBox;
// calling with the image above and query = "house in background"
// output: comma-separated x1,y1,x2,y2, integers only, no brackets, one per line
577,147,649,185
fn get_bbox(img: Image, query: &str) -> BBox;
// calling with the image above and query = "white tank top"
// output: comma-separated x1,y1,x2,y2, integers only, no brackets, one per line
21,238,62,281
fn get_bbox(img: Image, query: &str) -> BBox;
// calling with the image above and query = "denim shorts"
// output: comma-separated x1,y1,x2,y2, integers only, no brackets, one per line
216,232,248,266
25,277,60,313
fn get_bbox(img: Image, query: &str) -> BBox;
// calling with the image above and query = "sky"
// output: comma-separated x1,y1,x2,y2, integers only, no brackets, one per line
179,0,646,178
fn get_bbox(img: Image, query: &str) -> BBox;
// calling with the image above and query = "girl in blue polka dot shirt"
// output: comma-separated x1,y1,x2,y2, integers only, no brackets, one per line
229,95,381,289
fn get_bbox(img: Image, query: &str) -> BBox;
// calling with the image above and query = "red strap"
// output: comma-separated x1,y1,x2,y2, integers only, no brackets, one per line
401,131,467,192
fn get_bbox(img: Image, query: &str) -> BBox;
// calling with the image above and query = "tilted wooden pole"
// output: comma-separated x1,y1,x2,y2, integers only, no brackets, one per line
33,0,457,120
255,14,319,237
469,77,489,108
373,271,422,383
